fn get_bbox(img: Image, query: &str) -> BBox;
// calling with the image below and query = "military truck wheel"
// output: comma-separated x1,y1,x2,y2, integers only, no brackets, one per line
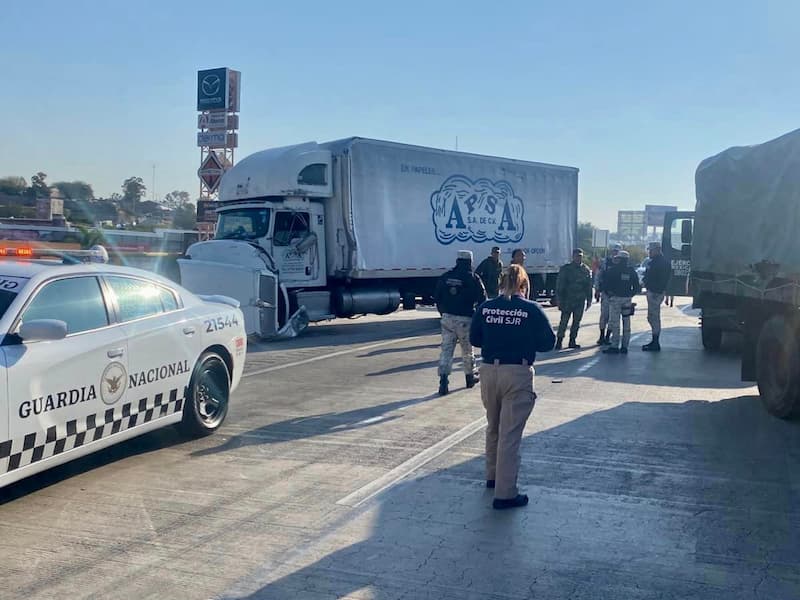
756,315,800,419
701,317,723,351
181,352,230,436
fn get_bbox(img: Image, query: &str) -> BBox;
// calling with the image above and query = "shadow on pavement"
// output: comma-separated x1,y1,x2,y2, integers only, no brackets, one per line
358,343,441,358
537,325,751,390
245,315,440,355
220,394,800,600
192,394,440,458
0,426,189,504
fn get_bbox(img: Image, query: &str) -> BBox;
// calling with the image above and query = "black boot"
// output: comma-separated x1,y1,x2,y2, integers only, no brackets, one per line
555,337,563,350
603,330,612,345
568,338,580,349
596,328,605,345
642,336,661,352
466,373,479,388
438,375,449,396
493,494,529,510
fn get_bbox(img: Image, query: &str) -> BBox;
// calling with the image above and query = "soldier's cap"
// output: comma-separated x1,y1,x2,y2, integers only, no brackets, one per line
649,241,662,250
616,250,630,259
611,243,623,251
457,250,473,261
572,248,584,255
491,246,500,253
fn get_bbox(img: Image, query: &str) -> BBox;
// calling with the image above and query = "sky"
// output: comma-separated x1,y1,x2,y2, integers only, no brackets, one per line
1,0,798,230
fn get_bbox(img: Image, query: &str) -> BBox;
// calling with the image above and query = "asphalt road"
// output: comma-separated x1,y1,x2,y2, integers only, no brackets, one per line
1,298,799,599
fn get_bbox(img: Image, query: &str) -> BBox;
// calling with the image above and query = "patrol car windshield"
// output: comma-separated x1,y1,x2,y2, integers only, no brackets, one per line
216,208,271,240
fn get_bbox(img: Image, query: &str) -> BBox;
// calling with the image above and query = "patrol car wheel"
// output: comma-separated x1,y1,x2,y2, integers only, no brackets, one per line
182,352,230,436
756,315,800,419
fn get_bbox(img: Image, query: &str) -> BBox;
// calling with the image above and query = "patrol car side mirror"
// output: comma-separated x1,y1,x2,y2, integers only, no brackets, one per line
19,319,68,342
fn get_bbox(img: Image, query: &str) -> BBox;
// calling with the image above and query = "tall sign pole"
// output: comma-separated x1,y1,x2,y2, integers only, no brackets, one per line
196,68,240,238
197,67,240,199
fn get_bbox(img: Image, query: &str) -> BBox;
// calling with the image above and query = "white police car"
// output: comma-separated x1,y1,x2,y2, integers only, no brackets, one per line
0,247,246,489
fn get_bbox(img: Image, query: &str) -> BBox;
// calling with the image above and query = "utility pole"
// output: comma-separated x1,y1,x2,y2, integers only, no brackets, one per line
152,163,156,202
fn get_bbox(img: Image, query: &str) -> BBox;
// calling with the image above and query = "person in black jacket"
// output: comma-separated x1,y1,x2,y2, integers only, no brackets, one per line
642,242,671,352
470,265,556,510
601,250,641,354
434,250,487,396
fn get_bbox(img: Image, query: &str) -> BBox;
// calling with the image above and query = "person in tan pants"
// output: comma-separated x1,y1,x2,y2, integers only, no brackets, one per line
470,265,556,509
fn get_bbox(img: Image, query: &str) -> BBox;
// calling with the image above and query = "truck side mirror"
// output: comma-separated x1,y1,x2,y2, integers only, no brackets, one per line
681,220,693,244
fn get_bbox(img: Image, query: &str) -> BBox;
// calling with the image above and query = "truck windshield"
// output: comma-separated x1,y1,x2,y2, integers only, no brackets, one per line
216,208,271,240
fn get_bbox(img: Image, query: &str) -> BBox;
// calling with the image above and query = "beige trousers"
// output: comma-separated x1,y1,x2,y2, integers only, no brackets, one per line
480,362,536,499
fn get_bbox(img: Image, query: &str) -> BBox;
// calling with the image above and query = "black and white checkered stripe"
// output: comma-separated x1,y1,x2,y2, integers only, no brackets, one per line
0,388,184,475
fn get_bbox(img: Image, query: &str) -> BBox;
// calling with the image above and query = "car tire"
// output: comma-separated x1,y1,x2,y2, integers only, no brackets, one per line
181,352,230,436
756,315,800,419
701,317,723,351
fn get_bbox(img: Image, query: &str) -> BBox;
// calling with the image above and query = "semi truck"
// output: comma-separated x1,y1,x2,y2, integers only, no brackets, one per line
179,138,578,337
662,128,800,418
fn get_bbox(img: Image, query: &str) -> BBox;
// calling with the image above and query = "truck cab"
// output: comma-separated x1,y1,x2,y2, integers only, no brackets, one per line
179,144,335,337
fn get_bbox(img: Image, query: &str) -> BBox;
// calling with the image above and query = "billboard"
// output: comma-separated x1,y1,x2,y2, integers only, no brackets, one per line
645,204,678,227
196,200,219,223
197,68,241,112
197,68,228,111
617,210,645,239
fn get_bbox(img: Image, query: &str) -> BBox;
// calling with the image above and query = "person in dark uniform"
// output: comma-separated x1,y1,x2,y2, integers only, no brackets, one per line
470,264,556,510
475,246,503,298
601,250,641,354
434,250,487,396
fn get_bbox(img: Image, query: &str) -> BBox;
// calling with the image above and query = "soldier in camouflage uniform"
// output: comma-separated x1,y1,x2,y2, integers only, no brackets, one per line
434,250,487,396
555,248,593,350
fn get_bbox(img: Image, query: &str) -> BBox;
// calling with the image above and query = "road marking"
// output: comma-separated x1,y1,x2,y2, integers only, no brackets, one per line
242,334,430,379
336,416,487,508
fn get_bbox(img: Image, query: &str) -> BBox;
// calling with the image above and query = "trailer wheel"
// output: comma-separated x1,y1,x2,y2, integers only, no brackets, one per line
402,293,417,311
756,315,800,419
701,317,723,351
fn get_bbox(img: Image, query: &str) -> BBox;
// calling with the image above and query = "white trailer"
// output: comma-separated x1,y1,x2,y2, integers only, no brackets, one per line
179,138,578,337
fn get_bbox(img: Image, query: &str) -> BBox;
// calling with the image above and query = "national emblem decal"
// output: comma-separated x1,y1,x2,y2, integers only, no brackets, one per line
101,361,128,405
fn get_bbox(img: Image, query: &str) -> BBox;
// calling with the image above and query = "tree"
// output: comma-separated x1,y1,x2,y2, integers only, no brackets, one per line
76,225,107,249
30,172,49,197
54,180,94,202
0,176,27,196
577,221,596,255
163,190,190,209
172,203,197,230
121,177,146,215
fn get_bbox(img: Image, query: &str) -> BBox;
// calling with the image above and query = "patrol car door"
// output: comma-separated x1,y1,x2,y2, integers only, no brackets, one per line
103,276,199,416
3,275,129,474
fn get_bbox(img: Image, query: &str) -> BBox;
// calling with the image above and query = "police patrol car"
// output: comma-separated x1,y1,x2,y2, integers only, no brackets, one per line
0,247,246,489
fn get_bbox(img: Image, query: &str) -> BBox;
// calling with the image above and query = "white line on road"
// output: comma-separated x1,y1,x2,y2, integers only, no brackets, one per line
336,416,487,508
242,334,430,379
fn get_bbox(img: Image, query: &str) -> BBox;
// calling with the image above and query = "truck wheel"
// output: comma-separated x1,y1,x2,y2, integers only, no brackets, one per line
402,293,417,311
701,317,723,351
181,352,230,436
756,315,800,419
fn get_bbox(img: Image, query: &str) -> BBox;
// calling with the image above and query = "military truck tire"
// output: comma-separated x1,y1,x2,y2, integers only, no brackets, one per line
756,315,800,419
701,317,723,351
181,352,230,436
